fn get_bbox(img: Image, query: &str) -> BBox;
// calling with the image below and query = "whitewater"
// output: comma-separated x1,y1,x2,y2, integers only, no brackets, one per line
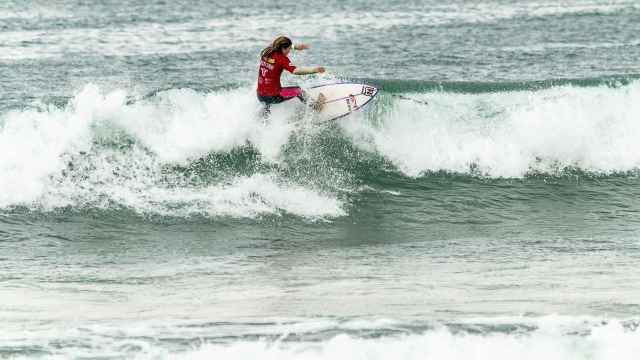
2,80,640,216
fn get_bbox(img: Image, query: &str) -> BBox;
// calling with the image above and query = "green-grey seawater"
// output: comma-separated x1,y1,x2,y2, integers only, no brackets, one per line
1,0,640,359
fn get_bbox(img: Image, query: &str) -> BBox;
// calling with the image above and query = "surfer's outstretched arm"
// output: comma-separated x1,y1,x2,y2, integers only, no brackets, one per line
292,66,325,75
290,43,324,74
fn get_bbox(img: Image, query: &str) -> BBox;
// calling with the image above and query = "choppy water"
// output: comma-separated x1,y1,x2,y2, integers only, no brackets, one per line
2,0,640,359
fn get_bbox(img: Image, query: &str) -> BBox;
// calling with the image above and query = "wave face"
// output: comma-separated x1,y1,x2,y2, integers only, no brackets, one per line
2,80,640,217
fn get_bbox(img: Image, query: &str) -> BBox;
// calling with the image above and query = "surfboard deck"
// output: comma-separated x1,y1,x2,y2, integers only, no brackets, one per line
304,82,379,123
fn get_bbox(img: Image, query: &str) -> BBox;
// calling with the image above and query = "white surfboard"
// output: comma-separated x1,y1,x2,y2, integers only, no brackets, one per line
304,82,379,123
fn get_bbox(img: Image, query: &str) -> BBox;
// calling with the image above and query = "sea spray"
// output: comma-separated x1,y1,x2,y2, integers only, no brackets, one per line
343,81,640,177
4,80,640,216
0,84,344,218
0,85,102,206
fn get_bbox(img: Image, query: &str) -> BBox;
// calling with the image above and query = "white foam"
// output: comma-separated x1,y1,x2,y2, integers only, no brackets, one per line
343,81,640,178
134,318,640,360
0,84,343,219
168,319,639,360
0,5,69,20
4,316,638,360
52,168,345,219
0,85,104,206
4,80,640,214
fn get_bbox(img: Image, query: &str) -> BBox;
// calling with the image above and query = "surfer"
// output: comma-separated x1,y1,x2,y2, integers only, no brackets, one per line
257,36,326,115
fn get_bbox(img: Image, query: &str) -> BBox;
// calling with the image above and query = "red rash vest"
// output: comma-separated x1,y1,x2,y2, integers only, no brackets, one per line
257,51,297,96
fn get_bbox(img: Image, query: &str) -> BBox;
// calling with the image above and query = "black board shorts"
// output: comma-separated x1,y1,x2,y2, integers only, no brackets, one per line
257,94,290,105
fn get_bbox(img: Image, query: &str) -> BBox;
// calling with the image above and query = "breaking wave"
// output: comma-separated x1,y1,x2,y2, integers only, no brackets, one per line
2,78,640,217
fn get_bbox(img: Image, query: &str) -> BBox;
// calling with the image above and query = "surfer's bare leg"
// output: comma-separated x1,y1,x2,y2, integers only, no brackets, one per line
297,89,324,112
260,104,271,119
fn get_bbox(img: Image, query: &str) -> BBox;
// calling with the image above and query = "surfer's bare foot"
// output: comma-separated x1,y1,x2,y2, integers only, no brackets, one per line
313,93,326,111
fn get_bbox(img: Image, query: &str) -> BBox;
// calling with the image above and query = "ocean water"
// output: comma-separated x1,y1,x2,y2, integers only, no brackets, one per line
2,0,640,358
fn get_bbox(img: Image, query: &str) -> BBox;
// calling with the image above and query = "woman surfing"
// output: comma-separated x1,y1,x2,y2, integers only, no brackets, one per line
257,36,326,115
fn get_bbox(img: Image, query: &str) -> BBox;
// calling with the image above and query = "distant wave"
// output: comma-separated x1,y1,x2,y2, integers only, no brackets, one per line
3,316,638,359
2,1,638,60
175,318,639,360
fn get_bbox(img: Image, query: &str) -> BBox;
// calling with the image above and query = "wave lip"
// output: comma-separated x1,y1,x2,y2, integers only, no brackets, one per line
345,80,640,178
0,85,103,207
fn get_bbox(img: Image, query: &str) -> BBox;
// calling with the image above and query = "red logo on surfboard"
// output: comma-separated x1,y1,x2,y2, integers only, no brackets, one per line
349,95,358,110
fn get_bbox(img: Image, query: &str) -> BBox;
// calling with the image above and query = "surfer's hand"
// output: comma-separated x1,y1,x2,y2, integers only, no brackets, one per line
295,43,310,50
315,66,325,73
